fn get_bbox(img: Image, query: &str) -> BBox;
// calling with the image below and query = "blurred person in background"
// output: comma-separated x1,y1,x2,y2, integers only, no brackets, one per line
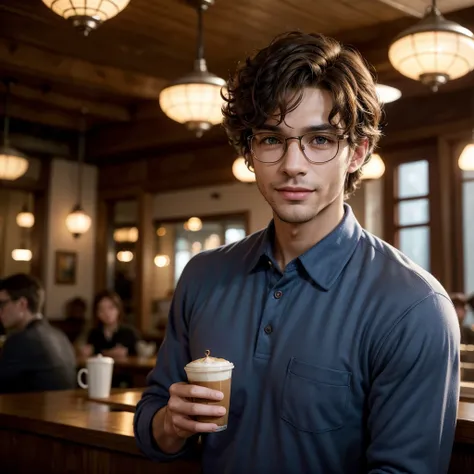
0,273,76,393
78,289,139,359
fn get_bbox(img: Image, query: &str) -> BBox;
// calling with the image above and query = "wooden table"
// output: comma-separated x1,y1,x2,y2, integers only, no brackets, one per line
88,388,143,412
0,390,200,474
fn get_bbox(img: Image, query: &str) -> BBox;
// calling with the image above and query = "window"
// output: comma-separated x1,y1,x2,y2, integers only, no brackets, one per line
462,169,474,294
394,160,431,270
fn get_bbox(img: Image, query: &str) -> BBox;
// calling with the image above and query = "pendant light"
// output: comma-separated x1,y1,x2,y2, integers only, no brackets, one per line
0,80,28,181
66,110,91,238
362,153,385,180
388,0,474,92
16,205,35,228
42,0,131,36
232,157,256,183
375,84,402,104
159,0,226,138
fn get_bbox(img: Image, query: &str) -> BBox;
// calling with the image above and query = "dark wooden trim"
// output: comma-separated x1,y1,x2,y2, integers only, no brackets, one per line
135,192,154,333
94,198,115,294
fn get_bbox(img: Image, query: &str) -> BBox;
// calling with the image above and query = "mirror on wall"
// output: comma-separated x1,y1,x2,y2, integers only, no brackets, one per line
149,212,248,334
112,199,138,325
0,189,35,277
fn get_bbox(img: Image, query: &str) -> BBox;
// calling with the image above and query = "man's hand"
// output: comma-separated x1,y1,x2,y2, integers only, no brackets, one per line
152,382,225,454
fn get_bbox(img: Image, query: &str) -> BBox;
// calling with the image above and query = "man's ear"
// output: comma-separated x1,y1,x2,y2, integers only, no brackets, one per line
347,138,369,173
17,296,29,312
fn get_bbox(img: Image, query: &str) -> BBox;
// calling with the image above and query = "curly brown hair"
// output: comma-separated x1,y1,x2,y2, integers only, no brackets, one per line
222,31,383,197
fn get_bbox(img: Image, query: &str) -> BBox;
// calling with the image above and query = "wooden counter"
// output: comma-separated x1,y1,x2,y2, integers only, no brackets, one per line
0,389,473,473
0,390,199,474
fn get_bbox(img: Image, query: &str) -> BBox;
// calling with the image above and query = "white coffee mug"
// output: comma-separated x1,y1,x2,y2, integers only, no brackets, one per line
77,354,114,399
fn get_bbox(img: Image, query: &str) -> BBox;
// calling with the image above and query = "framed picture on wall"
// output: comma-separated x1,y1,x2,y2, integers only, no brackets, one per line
55,251,77,285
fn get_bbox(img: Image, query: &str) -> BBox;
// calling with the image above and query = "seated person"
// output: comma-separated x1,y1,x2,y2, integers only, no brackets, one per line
63,296,87,344
0,273,76,393
450,292,474,345
79,290,139,359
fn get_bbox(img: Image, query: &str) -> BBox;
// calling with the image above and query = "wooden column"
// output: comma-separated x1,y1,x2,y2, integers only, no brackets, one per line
94,196,115,293
134,192,154,333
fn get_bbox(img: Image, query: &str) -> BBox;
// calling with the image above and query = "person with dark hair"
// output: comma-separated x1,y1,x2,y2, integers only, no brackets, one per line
79,290,139,359
451,292,474,344
0,273,76,393
134,32,459,473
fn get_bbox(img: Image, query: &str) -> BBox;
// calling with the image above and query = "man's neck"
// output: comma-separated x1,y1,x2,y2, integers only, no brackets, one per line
273,199,345,271
10,312,39,334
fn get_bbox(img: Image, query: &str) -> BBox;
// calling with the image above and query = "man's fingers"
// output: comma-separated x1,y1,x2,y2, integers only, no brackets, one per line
170,382,224,401
172,414,219,434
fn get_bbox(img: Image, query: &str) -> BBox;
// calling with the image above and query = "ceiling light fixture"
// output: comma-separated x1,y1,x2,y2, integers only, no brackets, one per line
42,0,130,36
388,0,474,92
362,153,386,180
159,0,226,137
375,84,402,104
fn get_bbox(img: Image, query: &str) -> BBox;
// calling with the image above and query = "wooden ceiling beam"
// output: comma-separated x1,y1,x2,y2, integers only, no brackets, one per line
0,38,167,99
8,83,131,122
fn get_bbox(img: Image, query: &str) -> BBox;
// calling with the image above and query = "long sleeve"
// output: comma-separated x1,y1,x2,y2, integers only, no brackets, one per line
133,260,199,462
366,292,460,474
0,338,27,392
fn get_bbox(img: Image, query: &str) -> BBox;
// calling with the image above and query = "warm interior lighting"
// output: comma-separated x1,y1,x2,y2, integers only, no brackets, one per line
114,227,138,243
16,210,35,228
375,84,402,104
362,153,385,180
65,205,91,238
42,0,130,35
156,226,167,237
154,254,170,268
388,3,474,91
12,248,32,262
459,143,474,171
0,149,29,181
184,217,203,232
117,250,133,262
159,0,226,137
232,157,256,183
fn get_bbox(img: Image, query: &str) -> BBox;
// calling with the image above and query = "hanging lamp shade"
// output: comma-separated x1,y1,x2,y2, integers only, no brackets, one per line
16,209,35,228
232,157,256,183
388,3,474,92
375,84,402,104
459,143,474,171
66,204,91,238
362,153,385,180
0,148,28,180
159,0,225,137
12,248,32,262
42,0,130,35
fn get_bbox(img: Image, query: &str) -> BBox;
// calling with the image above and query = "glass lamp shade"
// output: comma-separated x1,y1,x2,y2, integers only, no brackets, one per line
388,8,474,91
114,226,138,242
459,143,474,171
65,205,91,237
12,248,32,262
0,147,29,180
184,217,203,232
154,254,170,268
362,153,385,180
232,157,256,183
375,84,402,104
117,250,133,262
16,211,35,228
159,63,226,137
42,0,130,34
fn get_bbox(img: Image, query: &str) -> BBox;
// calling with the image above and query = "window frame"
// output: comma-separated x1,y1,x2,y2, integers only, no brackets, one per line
383,140,442,278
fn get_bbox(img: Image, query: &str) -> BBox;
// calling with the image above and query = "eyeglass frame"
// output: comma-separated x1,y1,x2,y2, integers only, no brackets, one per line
247,130,350,165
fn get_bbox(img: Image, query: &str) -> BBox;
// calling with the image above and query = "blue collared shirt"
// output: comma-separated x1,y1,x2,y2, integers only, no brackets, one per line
134,204,460,474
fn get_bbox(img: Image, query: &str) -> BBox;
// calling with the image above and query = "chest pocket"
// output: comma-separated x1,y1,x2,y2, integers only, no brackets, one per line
281,358,351,433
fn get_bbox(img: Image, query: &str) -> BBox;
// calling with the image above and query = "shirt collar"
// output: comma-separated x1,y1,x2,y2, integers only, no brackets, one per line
248,203,362,291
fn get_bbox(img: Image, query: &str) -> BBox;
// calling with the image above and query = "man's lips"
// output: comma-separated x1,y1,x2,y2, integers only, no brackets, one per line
276,187,314,200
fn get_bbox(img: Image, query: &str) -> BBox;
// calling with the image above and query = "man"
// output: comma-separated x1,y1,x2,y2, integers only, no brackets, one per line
451,292,474,344
0,273,77,393
134,32,460,473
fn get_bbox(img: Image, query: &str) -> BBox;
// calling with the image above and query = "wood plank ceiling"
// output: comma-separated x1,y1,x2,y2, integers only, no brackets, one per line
0,0,474,163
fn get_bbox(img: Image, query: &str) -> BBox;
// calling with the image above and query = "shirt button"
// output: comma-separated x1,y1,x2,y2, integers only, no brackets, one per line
264,324,273,335
274,290,283,299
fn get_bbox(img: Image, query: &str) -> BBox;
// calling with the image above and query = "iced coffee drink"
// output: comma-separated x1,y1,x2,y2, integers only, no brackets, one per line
184,350,234,431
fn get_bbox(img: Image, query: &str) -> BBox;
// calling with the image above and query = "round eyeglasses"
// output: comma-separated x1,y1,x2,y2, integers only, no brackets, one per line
248,131,348,164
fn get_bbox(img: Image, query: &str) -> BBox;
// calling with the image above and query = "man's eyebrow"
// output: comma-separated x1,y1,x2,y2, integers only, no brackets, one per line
254,123,339,133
